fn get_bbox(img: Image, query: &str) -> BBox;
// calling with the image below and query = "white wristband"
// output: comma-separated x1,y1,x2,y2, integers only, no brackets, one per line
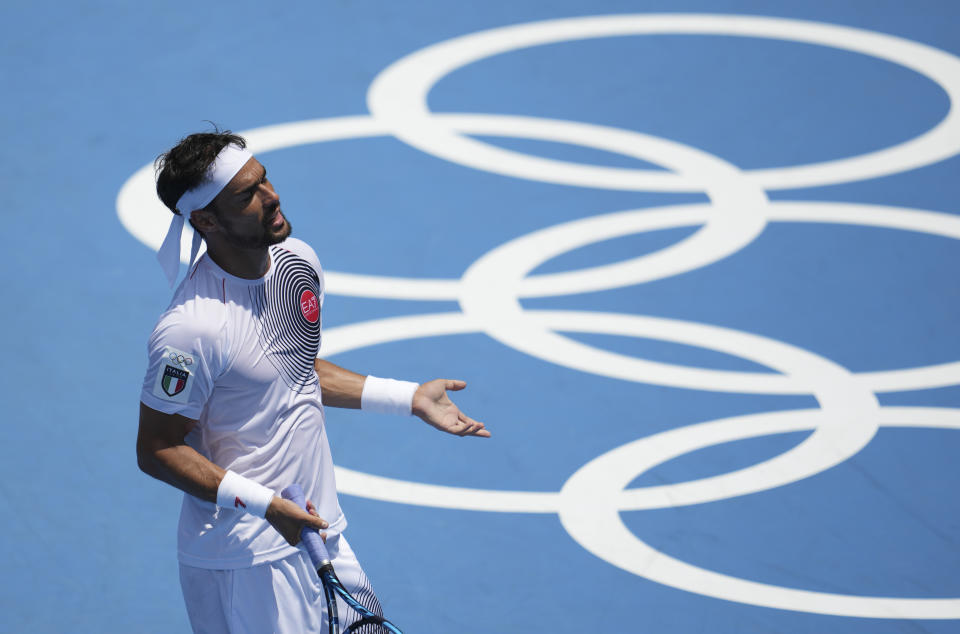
216,470,275,518
361,375,419,416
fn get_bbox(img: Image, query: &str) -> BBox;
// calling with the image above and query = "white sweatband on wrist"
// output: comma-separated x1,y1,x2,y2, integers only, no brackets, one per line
216,470,275,518
361,375,419,416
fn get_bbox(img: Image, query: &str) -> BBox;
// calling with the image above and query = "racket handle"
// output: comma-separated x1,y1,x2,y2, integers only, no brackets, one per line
281,484,332,567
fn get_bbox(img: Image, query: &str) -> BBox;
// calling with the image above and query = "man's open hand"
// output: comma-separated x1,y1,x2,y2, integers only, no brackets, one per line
412,379,490,438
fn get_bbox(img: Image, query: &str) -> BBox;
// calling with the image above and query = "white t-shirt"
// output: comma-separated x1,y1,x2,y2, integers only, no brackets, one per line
140,237,345,569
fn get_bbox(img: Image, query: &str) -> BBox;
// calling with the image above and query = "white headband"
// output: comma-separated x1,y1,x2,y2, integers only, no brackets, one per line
157,143,254,287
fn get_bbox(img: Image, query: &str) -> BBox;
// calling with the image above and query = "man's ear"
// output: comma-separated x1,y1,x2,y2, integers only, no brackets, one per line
190,208,218,234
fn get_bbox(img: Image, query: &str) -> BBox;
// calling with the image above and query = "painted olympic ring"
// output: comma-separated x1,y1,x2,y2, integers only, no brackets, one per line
116,14,960,619
368,13,960,191
559,407,960,619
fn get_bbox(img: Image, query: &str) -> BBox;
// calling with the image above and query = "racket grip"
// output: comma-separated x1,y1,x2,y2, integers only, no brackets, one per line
281,484,332,566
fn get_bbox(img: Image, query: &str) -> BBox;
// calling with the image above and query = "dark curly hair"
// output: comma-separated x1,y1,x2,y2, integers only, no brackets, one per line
155,127,247,215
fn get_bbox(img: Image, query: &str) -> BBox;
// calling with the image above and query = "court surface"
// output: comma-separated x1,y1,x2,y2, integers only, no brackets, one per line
2,1,960,632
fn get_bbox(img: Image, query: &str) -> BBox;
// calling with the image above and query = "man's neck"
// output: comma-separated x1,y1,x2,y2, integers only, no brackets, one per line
205,241,272,279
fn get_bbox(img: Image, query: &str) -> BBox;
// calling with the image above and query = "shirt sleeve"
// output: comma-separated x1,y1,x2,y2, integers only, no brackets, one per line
140,309,221,420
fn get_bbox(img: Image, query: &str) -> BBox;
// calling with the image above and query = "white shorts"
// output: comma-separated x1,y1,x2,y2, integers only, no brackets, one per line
179,534,383,634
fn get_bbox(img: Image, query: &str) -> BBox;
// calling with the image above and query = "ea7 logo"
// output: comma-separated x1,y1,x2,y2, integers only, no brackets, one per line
300,289,319,323
161,365,189,397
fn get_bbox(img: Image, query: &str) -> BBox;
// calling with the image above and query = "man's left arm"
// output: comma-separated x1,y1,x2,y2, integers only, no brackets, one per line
314,359,490,438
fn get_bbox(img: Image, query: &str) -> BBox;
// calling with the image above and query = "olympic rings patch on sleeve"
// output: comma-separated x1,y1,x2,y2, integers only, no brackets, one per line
152,346,196,404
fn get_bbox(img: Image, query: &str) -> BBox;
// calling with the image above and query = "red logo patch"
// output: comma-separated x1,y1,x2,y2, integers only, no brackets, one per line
300,289,319,323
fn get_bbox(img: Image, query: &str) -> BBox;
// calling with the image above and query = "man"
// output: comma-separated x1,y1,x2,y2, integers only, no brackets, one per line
137,130,489,633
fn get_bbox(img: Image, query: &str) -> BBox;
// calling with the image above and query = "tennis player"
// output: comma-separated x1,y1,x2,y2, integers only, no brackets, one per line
136,129,489,633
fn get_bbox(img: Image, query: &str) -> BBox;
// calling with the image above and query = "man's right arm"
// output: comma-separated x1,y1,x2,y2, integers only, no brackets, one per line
135,402,328,545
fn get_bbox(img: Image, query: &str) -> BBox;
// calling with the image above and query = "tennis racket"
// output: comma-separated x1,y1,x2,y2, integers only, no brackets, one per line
281,484,404,634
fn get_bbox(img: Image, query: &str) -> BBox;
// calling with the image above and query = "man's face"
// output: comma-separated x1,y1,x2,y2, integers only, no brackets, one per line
203,157,291,249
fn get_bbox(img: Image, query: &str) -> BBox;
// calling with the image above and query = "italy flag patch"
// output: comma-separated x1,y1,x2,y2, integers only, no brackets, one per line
152,346,195,403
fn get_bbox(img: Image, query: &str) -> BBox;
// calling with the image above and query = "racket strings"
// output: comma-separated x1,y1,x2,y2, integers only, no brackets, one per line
325,569,401,633
342,577,384,624
339,592,400,633
339,589,385,633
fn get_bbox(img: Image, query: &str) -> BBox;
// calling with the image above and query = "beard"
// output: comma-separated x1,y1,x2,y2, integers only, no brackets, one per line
265,215,292,246
220,213,292,249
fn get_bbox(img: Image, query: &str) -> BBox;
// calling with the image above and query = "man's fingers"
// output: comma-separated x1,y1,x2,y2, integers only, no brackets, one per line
297,501,328,531
307,513,329,531
457,413,490,438
269,498,330,547
459,412,485,429
444,379,467,392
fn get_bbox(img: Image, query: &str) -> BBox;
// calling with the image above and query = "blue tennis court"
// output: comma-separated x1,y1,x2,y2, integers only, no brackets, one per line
3,1,959,632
